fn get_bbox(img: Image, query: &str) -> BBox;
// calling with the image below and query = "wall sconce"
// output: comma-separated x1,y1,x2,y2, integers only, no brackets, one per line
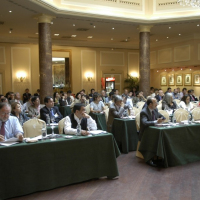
130,72,138,77
16,71,26,82
85,72,93,81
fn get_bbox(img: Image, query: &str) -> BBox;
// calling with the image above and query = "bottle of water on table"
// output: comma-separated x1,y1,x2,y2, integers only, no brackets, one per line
76,123,81,136
46,114,50,126
41,123,47,139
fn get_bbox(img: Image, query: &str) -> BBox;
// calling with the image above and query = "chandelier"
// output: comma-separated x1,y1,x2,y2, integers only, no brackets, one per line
177,0,200,7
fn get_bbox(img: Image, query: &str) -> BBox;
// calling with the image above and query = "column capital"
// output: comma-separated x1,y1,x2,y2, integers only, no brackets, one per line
34,14,56,23
137,25,153,33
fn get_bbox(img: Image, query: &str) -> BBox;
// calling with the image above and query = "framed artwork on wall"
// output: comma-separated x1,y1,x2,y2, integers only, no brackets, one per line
193,73,200,86
176,74,183,86
168,74,174,86
160,74,167,86
184,73,192,86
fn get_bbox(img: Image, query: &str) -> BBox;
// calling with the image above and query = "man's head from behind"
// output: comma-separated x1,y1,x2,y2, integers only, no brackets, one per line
0,103,11,122
147,97,157,110
73,103,85,119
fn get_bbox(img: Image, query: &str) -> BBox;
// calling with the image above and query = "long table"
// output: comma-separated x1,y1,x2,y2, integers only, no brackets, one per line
139,123,200,168
112,118,138,154
0,133,120,200
89,112,107,131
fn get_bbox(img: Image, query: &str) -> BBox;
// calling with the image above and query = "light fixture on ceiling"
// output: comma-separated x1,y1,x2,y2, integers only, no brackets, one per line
71,35,77,37
73,24,75,26
111,48,114,50
197,24,200,26
156,39,158,41
87,36,93,39
167,37,169,39
179,33,181,36
157,70,159,72
54,34,59,36
169,27,171,29
51,22,53,24
9,10,12,13
93,26,96,28
111,38,113,40
35,32,38,35
112,27,115,30
125,39,128,42
181,68,182,70
177,0,200,7
9,28,12,33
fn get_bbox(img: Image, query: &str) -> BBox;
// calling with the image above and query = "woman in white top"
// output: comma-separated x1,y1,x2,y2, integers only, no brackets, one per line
90,93,105,113
179,95,194,111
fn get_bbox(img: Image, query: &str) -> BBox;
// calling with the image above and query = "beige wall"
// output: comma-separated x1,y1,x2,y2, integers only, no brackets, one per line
0,43,139,96
150,38,200,95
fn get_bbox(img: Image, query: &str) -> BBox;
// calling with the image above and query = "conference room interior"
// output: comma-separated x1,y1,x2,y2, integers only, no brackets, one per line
2,0,200,200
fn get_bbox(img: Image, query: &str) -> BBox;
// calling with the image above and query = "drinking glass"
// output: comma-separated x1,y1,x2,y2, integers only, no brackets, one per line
51,116,55,136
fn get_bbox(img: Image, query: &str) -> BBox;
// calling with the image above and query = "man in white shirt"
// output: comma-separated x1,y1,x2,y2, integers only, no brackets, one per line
64,103,97,136
0,102,23,141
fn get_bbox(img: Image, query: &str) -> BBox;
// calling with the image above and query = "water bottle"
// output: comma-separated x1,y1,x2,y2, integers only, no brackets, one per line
41,123,47,139
173,115,176,123
19,115,23,126
188,113,191,123
46,114,50,125
76,123,81,136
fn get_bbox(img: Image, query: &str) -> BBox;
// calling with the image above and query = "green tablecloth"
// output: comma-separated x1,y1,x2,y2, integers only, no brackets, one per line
139,124,200,168
112,118,138,154
59,106,71,117
47,125,59,134
0,133,120,200
89,112,107,131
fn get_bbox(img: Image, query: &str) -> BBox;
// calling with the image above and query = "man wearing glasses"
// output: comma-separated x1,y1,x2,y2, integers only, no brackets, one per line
0,102,23,142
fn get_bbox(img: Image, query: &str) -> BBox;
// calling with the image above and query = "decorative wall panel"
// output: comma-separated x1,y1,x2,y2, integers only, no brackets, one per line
100,51,124,66
0,47,6,64
150,51,156,65
158,48,172,64
128,52,139,74
174,45,190,62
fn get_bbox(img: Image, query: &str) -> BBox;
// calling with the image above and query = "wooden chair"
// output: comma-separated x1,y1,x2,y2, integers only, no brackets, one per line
23,118,46,138
174,108,189,122
191,107,200,120
85,104,90,114
58,117,66,134
104,108,109,123
158,110,169,122
136,102,145,109
135,113,144,159
157,104,162,111
131,107,140,116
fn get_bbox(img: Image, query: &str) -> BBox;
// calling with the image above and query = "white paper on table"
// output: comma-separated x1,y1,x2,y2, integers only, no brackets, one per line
0,142,19,146
1,137,19,143
89,130,106,135
50,123,58,126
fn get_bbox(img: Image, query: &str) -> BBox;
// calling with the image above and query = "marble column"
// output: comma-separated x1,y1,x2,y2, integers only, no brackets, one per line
138,25,153,97
35,14,55,103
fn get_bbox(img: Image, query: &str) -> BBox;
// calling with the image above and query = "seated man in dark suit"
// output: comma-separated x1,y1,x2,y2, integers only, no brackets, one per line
64,103,97,136
107,95,129,133
40,96,63,123
139,97,165,167
155,89,164,102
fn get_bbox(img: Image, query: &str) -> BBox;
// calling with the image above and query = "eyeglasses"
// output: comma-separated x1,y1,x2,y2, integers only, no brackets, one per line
0,112,10,116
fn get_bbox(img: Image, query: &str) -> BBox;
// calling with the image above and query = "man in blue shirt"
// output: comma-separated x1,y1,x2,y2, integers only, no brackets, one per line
0,102,23,142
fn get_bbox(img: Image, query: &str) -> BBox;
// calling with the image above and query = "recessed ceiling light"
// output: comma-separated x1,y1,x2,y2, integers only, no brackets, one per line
125,39,128,42
181,68,182,70
156,39,158,41
54,34,59,36
9,28,12,33
51,22,53,24
9,11,12,13
93,26,96,28
87,36,93,39
112,27,115,30
111,38,113,40
157,70,159,72
190,68,192,70
73,24,75,26
165,70,166,71
35,33,38,35
111,48,114,50
197,24,199,26
71,35,76,37
167,37,169,39
169,27,171,29
179,33,181,36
